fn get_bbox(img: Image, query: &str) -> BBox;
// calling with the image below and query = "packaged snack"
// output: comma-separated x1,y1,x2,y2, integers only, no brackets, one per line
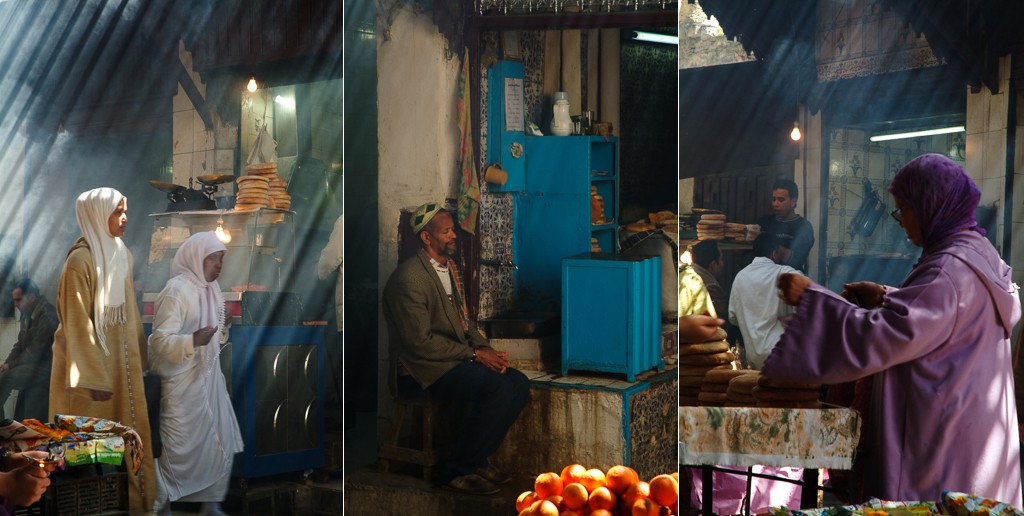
63,440,96,466
942,491,1023,516
93,436,124,466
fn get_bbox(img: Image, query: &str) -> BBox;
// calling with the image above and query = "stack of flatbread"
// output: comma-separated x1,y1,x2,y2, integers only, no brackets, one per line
245,163,291,210
235,175,271,211
753,375,822,409
591,237,601,253
726,372,760,407
696,213,726,240
698,368,750,407
724,222,747,239
679,327,737,406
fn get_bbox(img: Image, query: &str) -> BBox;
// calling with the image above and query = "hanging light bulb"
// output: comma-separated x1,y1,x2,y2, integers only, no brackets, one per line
215,217,232,243
246,76,258,93
681,245,693,265
790,120,802,141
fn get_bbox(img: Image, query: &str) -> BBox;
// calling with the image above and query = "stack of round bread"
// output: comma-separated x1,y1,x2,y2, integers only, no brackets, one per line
752,375,822,408
245,163,291,210
235,175,271,210
697,368,750,407
724,222,746,239
678,327,737,406
696,213,726,240
726,372,760,407
591,237,601,252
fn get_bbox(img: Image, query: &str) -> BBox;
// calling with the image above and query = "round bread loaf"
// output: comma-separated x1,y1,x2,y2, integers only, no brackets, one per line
725,401,758,407
679,375,706,388
752,385,821,402
678,351,736,366
678,364,730,376
728,373,761,393
700,383,729,394
679,340,730,355
704,369,752,384
726,390,758,404
680,386,702,397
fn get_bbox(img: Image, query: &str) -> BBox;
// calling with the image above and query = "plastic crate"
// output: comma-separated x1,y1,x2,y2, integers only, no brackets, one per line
44,466,128,516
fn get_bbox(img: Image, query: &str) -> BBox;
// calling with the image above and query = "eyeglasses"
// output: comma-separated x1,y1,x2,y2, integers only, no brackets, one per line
890,207,903,222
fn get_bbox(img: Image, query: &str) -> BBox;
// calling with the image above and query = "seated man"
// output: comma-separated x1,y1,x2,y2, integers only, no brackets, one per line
382,203,529,495
0,278,57,420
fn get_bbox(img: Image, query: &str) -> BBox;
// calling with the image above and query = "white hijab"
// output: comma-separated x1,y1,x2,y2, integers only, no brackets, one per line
171,231,227,376
75,187,129,355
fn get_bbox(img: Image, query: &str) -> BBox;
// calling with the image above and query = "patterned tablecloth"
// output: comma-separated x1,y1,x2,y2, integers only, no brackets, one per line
679,407,861,469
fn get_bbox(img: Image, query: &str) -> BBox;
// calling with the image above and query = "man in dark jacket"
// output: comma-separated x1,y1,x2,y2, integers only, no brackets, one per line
0,278,57,420
382,202,529,495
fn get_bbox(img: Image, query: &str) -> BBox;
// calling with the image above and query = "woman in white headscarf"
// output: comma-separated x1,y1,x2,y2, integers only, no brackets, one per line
149,231,242,516
49,187,156,514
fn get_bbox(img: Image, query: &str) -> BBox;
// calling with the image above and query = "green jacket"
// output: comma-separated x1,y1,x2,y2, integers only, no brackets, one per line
383,249,488,389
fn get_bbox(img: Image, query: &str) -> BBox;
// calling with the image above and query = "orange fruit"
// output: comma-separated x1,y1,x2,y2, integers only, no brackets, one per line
580,468,607,492
606,465,640,495
559,511,582,516
560,464,587,487
590,510,614,516
623,481,651,508
561,482,589,510
517,491,539,512
588,486,617,512
531,500,559,516
648,474,679,508
535,472,564,499
671,471,679,483
632,497,661,516
545,495,563,511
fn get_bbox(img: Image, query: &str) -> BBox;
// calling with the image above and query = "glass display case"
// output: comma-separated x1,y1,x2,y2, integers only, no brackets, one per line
146,208,294,295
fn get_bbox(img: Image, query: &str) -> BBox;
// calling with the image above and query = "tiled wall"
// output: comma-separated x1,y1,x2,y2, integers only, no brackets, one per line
816,0,940,81
478,30,546,319
824,128,965,268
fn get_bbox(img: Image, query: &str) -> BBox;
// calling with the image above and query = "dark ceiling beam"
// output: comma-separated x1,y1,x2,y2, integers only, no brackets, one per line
476,10,676,30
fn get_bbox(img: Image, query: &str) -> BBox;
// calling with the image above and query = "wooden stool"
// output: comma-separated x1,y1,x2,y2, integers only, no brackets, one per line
378,375,437,481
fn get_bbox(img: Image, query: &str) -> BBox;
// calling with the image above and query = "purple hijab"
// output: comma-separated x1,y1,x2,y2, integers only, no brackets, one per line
888,153,983,247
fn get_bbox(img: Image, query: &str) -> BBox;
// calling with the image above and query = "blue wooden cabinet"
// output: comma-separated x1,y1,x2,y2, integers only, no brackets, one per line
514,135,619,310
561,253,662,382
486,60,527,192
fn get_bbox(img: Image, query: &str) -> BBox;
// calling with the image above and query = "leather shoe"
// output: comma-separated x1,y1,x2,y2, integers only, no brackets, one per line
443,473,500,495
476,464,512,485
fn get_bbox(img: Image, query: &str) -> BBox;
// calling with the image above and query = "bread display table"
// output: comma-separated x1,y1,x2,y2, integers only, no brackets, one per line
679,406,862,515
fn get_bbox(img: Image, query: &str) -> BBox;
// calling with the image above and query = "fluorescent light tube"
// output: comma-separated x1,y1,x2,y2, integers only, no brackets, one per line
870,126,965,142
632,31,678,45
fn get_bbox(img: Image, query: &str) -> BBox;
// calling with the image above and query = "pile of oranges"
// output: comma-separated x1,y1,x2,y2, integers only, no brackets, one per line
515,463,679,516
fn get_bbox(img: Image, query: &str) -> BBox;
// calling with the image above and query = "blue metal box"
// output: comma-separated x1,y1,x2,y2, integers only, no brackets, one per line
561,253,663,382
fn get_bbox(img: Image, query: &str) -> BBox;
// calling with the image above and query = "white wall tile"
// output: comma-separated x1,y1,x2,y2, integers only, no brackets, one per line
967,90,987,135
172,110,193,155
989,92,1008,133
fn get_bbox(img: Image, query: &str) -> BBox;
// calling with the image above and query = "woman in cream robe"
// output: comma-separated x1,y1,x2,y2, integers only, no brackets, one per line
149,232,242,516
49,187,155,514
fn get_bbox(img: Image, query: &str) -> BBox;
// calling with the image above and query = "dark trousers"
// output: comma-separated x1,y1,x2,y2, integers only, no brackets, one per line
427,361,529,483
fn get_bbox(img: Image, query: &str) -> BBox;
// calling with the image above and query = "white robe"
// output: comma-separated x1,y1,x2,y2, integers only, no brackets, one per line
149,276,243,502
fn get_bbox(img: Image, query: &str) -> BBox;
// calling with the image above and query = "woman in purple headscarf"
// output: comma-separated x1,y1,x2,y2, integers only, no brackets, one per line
768,154,1022,507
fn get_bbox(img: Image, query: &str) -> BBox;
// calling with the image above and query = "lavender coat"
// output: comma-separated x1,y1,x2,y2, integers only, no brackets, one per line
762,231,1022,507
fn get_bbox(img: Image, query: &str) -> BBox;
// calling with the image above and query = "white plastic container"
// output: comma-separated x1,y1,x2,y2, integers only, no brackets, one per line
550,91,572,136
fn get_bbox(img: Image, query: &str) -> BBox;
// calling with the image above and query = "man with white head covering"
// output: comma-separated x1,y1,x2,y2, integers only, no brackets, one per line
149,231,242,516
383,202,529,495
49,187,156,514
